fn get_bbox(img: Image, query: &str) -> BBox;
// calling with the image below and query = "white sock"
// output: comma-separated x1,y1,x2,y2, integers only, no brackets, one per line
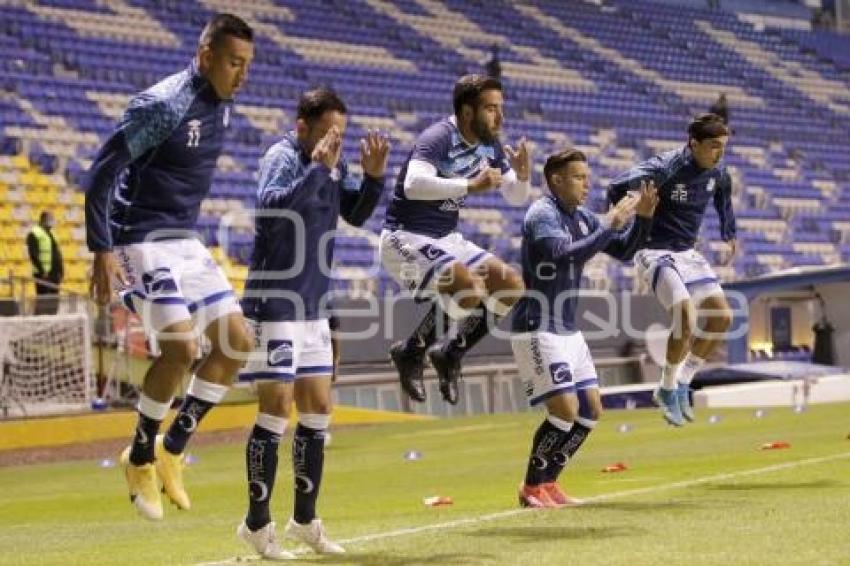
661,362,681,390
187,376,228,404
546,414,573,433
256,413,288,436
677,353,706,386
137,393,172,421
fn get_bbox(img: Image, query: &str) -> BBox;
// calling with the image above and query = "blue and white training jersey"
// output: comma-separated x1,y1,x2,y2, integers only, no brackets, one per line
383,116,510,238
241,133,384,322
84,62,231,252
607,146,736,252
511,195,651,334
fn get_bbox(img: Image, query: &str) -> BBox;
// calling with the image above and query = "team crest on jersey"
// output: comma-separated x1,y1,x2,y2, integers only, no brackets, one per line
706,178,716,193
223,106,230,128
267,340,293,368
186,119,202,147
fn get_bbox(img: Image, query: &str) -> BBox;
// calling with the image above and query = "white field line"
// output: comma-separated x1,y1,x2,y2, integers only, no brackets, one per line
196,450,850,565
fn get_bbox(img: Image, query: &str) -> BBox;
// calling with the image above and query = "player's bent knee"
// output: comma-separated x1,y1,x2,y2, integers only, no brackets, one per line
160,338,198,369
230,324,254,355
309,402,332,415
547,405,577,423
448,274,485,311
504,268,525,293
456,287,485,311
581,403,602,421
713,307,733,332
576,387,602,421
545,393,578,422
670,301,695,341
258,386,291,418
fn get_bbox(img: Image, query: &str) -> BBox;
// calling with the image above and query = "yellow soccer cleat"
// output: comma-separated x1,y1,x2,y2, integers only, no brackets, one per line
119,446,163,521
154,435,191,510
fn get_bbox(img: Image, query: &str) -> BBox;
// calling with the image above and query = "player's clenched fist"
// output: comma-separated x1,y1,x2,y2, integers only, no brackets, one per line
468,166,502,193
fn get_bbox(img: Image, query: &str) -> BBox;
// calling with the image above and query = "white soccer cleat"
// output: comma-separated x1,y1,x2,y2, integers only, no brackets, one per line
284,518,345,554
237,521,297,561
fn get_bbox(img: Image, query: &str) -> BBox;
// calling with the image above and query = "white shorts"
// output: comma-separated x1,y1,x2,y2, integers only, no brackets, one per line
115,239,241,334
239,319,333,383
511,331,598,407
634,248,724,310
379,229,491,296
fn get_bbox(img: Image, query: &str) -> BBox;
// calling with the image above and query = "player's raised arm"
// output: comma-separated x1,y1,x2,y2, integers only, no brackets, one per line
402,122,470,200
340,129,390,227
607,153,667,205
500,136,531,205
257,127,340,210
528,203,617,266
605,180,657,261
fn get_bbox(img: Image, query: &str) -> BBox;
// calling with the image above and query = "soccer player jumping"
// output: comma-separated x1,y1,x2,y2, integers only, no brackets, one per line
381,74,530,405
84,14,255,520
608,114,736,426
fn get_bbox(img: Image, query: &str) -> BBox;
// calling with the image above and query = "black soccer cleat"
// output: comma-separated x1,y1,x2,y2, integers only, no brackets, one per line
428,347,462,405
390,341,427,402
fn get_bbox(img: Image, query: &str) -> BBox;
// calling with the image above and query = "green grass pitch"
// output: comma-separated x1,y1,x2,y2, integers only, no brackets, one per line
1,402,849,565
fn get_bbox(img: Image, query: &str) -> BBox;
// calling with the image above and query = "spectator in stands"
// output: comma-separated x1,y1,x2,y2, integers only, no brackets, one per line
710,93,729,125
381,74,531,406
27,210,63,315
485,44,502,81
236,88,388,558
83,13,255,521
512,149,657,508
608,114,736,427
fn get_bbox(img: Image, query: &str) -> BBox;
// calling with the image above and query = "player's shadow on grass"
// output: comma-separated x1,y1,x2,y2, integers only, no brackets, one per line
466,525,642,542
706,479,844,491
297,551,497,565
585,500,697,512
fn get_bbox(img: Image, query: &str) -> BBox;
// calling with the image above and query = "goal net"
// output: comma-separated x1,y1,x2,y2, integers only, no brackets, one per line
0,313,92,418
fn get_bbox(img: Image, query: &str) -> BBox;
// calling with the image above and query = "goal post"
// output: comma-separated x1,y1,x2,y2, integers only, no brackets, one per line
0,313,93,418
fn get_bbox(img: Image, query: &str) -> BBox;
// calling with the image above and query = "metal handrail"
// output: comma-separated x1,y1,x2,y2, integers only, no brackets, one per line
5,272,91,300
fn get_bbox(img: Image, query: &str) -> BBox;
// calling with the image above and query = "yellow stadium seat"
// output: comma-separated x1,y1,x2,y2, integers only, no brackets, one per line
11,154,29,169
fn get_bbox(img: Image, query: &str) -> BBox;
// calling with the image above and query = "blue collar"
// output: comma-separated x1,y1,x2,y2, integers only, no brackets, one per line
284,132,311,164
547,193,580,216
189,60,226,102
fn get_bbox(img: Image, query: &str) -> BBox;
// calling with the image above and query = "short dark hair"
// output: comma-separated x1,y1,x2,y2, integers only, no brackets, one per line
297,87,347,124
453,74,502,116
688,113,729,142
543,148,587,187
199,13,254,49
